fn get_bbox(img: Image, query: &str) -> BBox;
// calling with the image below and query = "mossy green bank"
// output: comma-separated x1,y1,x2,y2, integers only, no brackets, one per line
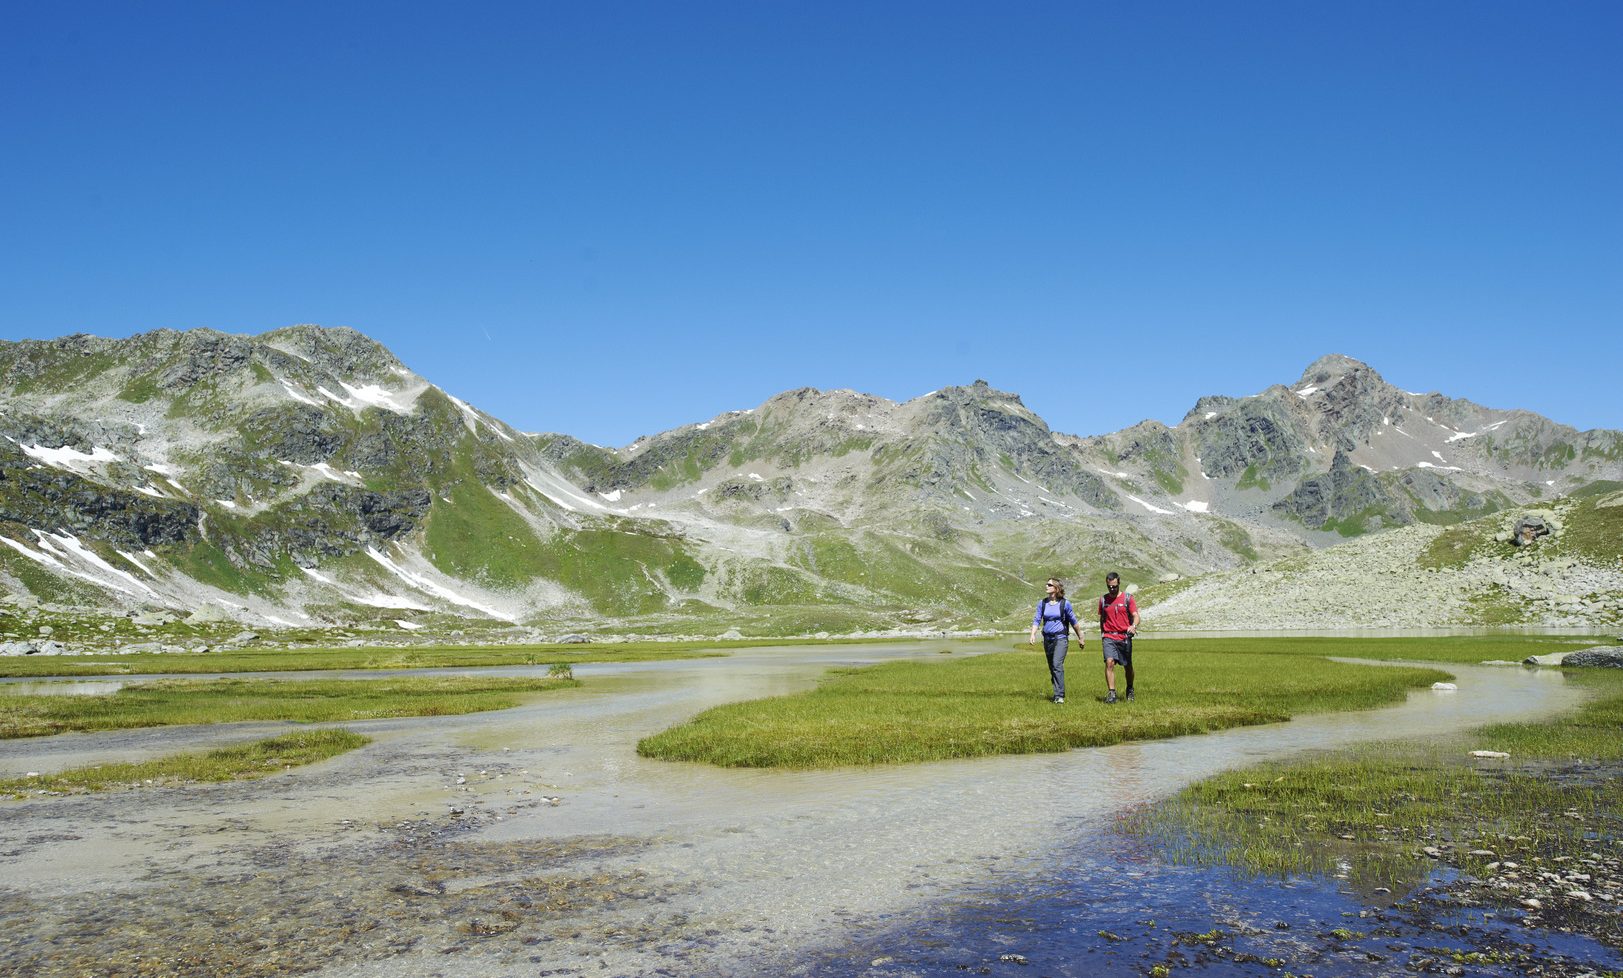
0,729,369,798
635,637,1479,768
0,674,579,738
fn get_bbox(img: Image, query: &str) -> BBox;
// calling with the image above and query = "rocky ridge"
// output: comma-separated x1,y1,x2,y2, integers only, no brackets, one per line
1149,494,1623,631
2,326,1620,636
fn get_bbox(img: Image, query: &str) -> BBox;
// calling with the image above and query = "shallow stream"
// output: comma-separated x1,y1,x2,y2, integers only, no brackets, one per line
0,639,1609,976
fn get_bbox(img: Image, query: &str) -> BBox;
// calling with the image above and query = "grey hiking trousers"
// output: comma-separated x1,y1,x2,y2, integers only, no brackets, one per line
1042,632,1068,699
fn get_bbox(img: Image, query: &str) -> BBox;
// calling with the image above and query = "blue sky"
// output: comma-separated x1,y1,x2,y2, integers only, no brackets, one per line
4,2,1619,445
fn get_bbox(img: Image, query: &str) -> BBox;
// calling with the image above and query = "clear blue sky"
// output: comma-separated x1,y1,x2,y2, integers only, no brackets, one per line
4,2,1619,445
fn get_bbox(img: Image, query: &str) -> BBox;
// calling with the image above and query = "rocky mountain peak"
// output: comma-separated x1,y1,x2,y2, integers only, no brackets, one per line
1296,354,1382,391
257,324,407,379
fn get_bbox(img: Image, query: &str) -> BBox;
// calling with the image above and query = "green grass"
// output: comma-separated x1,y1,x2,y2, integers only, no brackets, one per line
1236,464,1271,491
1216,520,1259,562
637,639,1455,768
423,475,544,588
0,674,579,738
1556,491,1623,565
1321,505,1388,538
1418,523,1482,570
1128,668,1623,890
0,641,730,677
0,729,369,798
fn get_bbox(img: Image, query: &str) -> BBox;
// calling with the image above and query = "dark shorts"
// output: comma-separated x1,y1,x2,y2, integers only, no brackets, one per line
1102,635,1133,665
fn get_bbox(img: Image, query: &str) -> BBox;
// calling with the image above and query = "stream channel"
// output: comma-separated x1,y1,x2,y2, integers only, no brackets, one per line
0,638,1617,977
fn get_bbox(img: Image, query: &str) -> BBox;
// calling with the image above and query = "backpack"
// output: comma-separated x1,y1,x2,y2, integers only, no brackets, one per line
1099,591,1136,625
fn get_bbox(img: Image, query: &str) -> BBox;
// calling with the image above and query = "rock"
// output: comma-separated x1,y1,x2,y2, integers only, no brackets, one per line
1470,750,1510,759
1158,572,1182,583
557,634,590,644
719,628,744,641
130,610,179,627
185,605,232,623
1431,682,1458,691
1522,651,1574,666
998,953,1029,965
0,640,70,656
227,630,259,645
37,625,53,637
1562,646,1623,669
1511,513,1554,546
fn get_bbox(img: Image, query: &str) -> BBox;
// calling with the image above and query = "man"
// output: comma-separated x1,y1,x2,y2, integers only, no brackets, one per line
1097,572,1139,704
1029,577,1085,704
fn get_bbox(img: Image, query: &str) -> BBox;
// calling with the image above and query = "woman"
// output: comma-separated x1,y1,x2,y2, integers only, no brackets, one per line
1029,577,1086,704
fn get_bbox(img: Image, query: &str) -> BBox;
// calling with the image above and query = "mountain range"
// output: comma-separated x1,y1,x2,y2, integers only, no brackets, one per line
2,325,1620,639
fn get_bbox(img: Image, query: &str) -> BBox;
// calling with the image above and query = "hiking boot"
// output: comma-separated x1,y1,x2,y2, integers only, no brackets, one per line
1054,695,1065,705
1125,688,1135,702
1105,690,1117,704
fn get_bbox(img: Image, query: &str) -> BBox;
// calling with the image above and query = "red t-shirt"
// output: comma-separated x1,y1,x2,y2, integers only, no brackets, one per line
1098,591,1137,638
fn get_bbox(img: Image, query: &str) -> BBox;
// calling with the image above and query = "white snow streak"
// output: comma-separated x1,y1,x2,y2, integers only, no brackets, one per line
524,467,613,513
16,442,120,468
1176,500,1210,513
1125,494,1175,515
366,547,515,621
279,379,322,407
117,550,157,576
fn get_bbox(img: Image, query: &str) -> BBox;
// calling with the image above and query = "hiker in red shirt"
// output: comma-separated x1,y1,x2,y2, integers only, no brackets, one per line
1097,572,1139,704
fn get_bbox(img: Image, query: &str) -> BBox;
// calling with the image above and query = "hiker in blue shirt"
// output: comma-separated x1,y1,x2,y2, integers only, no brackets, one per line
1028,577,1086,704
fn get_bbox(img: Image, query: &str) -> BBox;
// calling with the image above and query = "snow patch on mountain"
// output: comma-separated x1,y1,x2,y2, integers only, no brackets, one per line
366,547,517,621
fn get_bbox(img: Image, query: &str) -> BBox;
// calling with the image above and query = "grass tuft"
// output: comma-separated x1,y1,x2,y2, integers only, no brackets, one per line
0,675,579,738
1127,669,1623,894
637,639,1457,768
0,729,369,798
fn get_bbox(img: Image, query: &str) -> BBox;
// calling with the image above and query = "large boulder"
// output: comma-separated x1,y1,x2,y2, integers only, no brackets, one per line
1563,646,1623,669
1510,512,1560,547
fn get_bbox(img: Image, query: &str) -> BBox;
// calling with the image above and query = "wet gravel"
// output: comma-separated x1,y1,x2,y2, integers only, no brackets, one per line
0,813,674,978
